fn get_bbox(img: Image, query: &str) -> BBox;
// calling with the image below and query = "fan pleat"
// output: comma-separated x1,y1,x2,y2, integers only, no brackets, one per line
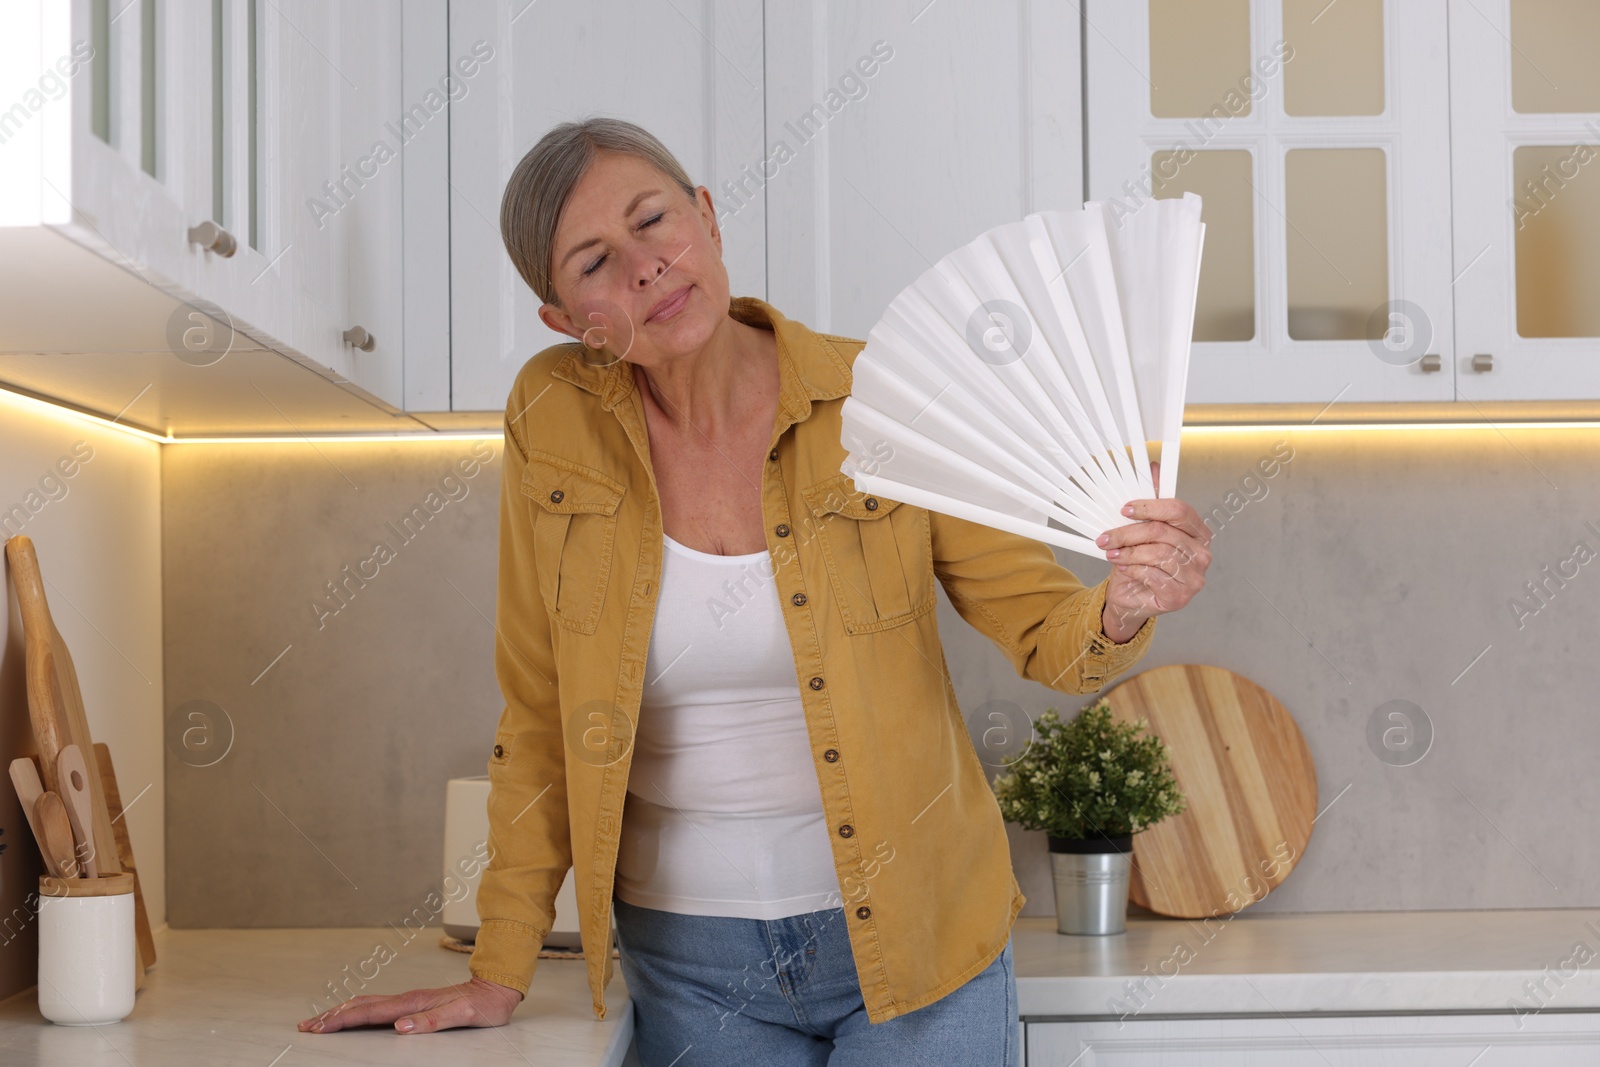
840,193,1205,561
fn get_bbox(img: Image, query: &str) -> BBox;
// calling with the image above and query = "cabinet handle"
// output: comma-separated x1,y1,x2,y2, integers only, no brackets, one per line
1472,353,1494,373
1419,353,1441,373
343,326,377,352
186,220,237,258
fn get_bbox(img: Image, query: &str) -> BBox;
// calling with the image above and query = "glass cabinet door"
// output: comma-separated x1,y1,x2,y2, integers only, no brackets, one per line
1450,0,1600,400
1087,0,1455,404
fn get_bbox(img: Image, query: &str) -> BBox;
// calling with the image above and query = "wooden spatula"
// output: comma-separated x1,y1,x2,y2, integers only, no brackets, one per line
55,746,99,877
34,792,79,879
8,757,47,861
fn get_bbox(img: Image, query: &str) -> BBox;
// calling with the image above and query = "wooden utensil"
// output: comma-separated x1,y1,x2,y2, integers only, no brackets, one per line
55,745,99,877
8,756,47,862
33,792,79,879
1102,664,1317,919
94,742,156,971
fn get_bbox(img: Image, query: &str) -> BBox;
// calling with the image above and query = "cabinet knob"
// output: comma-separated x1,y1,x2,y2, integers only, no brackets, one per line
1419,353,1441,373
342,326,377,352
1471,353,1494,373
186,220,237,258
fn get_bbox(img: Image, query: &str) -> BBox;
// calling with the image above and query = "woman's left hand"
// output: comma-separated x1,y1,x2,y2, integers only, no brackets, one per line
1095,461,1211,642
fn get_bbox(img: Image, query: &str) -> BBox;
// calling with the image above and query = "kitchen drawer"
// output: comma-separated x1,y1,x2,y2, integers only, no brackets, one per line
1025,1012,1600,1065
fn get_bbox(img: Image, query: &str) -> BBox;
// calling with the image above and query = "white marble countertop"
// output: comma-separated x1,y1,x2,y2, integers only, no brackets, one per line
0,927,633,1066
1013,908,1600,1020
5,910,1596,1061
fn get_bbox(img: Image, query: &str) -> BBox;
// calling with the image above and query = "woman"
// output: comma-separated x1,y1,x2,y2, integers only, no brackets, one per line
299,118,1210,1064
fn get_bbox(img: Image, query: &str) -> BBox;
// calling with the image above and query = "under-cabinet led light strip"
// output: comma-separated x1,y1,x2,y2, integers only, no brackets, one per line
9,385,1600,444
0,387,499,444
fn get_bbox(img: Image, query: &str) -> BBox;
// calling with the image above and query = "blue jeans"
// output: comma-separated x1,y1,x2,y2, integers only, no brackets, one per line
612,896,1021,1066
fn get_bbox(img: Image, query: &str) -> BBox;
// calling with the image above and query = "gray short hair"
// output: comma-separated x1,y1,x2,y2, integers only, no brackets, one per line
499,117,699,307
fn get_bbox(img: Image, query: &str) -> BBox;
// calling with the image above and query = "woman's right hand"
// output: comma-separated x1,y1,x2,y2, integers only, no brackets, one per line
297,976,525,1034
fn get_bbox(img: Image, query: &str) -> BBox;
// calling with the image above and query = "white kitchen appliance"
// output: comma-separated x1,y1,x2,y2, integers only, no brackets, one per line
442,775,585,950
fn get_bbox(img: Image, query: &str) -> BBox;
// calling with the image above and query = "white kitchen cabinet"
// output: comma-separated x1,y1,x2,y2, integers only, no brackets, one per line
0,0,422,416
1013,910,1600,1067
445,0,767,413
1086,0,1455,406
1447,0,1600,401
0,0,251,330
1025,1012,1600,1065
444,0,1082,413
1087,0,1600,408
3,0,284,371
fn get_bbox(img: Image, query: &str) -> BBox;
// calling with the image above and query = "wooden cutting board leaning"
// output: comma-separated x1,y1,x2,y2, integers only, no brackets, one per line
1102,664,1317,919
96,741,158,971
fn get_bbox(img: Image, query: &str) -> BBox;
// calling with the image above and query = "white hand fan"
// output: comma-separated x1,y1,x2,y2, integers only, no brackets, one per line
839,193,1205,561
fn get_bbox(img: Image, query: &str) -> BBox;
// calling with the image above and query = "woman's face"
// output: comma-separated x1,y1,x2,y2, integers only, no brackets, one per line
538,151,729,368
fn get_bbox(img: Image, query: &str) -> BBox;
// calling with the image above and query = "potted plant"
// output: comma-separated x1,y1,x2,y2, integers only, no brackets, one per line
992,698,1186,935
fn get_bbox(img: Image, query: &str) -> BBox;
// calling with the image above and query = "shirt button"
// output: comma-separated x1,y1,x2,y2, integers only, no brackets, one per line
838,824,854,838
809,676,824,690
864,497,878,511
856,906,871,920
823,748,839,762
769,448,779,461
549,489,564,504
791,592,807,606
776,523,791,537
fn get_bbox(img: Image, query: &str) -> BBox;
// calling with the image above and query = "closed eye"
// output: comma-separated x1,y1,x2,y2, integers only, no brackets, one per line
580,212,667,277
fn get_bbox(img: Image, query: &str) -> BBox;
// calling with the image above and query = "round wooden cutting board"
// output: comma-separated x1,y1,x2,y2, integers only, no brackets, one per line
1102,664,1317,919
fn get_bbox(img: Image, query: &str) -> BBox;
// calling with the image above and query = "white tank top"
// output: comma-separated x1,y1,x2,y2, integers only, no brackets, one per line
613,533,844,919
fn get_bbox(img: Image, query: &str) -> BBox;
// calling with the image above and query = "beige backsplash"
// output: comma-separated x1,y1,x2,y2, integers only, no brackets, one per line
158,425,1600,930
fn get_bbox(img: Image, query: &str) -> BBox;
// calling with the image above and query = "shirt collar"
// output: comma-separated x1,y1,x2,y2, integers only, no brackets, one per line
549,295,852,425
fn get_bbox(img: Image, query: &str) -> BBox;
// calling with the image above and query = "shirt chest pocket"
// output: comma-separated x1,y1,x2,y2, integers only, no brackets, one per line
802,472,935,634
520,452,626,635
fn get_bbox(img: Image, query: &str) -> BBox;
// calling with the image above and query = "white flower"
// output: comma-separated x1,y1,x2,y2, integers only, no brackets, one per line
1126,769,1144,786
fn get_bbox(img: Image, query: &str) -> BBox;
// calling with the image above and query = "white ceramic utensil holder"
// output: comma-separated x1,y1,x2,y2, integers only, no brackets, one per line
37,873,136,1025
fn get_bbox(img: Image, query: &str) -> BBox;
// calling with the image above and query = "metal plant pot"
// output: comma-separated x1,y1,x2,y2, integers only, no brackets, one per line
1047,833,1134,935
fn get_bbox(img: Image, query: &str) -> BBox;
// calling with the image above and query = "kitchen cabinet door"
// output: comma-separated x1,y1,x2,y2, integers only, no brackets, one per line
760,0,1084,341
1448,0,1600,401
1085,0,1455,406
333,0,407,411
445,0,767,413
397,0,451,412
265,0,408,412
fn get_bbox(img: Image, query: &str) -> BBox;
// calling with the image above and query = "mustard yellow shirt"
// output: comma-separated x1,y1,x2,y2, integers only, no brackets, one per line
467,295,1156,1023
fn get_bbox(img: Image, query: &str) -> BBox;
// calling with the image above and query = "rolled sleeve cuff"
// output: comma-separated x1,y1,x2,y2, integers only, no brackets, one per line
467,918,547,997
1041,575,1157,692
